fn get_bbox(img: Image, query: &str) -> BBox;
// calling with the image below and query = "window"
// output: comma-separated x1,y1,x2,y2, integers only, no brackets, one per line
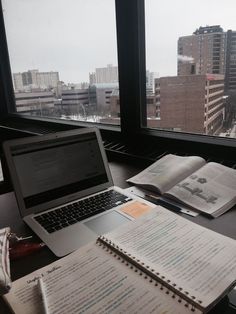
1,0,236,155
2,0,120,125
145,0,236,139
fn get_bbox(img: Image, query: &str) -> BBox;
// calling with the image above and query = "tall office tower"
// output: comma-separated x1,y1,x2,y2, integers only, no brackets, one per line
225,30,236,97
13,73,24,91
13,70,59,91
89,72,96,85
146,70,158,93
178,25,226,76
95,64,118,83
36,71,59,89
13,70,38,91
155,74,225,135
22,69,38,87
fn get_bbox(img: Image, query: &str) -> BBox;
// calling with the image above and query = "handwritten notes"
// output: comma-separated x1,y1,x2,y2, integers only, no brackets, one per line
4,242,195,314
105,207,236,309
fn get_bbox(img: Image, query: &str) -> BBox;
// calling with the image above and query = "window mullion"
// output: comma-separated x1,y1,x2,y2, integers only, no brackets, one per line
115,0,147,138
0,0,15,115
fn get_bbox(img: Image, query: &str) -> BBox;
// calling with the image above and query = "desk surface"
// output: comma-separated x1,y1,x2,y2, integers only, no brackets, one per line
0,159,235,313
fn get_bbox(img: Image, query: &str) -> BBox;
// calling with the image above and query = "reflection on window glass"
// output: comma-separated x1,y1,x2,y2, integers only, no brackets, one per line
3,0,120,125
145,0,236,138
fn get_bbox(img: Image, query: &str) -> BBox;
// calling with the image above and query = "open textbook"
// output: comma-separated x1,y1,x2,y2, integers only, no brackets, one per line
127,154,236,218
4,207,236,314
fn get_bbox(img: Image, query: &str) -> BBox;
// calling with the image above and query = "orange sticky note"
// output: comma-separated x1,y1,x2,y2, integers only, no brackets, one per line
121,201,152,218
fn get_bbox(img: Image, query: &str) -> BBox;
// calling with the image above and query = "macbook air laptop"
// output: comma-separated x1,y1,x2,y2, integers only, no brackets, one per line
3,127,152,257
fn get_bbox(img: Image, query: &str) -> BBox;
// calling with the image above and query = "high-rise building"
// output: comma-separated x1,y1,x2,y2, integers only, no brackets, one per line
95,64,118,84
225,30,236,96
89,72,96,85
178,25,236,121
178,25,226,76
12,73,24,91
155,74,225,135
13,69,59,91
36,71,59,89
13,70,38,91
22,69,38,86
146,70,158,93
89,65,119,85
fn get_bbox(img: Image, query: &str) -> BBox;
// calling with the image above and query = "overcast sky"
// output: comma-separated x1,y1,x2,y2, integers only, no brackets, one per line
3,0,236,84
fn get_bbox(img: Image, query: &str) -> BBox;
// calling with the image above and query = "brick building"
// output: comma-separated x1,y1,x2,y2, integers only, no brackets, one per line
178,25,226,76
155,74,225,135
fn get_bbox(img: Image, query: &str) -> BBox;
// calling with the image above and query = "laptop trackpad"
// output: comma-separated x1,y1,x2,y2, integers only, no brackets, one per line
84,211,130,235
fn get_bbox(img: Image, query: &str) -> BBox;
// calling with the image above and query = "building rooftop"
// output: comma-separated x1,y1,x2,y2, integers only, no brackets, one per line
193,25,223,35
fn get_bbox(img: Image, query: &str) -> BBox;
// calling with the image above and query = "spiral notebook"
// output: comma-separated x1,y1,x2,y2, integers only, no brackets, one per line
4,207,236,314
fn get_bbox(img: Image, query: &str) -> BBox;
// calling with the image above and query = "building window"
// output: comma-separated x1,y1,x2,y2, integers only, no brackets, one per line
2,0,120,125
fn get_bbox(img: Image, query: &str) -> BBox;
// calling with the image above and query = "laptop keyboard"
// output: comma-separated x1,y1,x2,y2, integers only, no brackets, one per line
34,190,132,234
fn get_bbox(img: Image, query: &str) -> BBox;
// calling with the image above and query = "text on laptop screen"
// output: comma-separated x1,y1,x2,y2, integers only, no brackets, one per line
11,132,108,208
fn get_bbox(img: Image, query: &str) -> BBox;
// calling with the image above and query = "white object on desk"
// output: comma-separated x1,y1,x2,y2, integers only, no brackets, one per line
38,278,49,314
125,186,199,217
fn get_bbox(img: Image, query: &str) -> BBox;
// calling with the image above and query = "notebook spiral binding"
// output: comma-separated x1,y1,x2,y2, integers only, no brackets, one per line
97,236,199,312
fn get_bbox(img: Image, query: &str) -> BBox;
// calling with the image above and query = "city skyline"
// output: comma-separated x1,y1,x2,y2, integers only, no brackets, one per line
12,35,234,138
3,0,236,83
2,0,117,84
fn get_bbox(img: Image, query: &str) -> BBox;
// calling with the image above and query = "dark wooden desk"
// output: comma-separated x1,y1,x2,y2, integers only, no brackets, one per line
0,159,235,313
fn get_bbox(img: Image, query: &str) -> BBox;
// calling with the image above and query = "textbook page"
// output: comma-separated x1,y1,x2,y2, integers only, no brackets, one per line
104,207,236,311
127,154,206,194
165,162,236,217
4,242,197,314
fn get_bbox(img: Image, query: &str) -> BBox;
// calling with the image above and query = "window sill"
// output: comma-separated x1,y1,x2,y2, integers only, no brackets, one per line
1,113,236,167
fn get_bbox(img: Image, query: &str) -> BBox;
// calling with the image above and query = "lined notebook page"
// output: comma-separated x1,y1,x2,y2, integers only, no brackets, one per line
104,206,236,310
4,242,197,314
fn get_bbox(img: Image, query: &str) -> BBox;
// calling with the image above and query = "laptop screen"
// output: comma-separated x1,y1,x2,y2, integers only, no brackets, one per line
9,130,109,211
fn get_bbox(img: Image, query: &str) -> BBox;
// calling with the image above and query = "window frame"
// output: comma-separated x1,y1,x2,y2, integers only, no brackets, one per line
0,0,15,116
0,0,236,151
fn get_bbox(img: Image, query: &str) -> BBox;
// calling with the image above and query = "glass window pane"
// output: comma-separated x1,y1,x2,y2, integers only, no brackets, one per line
2,0,120,125
145,0,236,138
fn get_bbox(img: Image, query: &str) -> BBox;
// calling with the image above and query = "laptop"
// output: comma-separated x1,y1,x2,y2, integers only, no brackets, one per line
3,127,153,257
